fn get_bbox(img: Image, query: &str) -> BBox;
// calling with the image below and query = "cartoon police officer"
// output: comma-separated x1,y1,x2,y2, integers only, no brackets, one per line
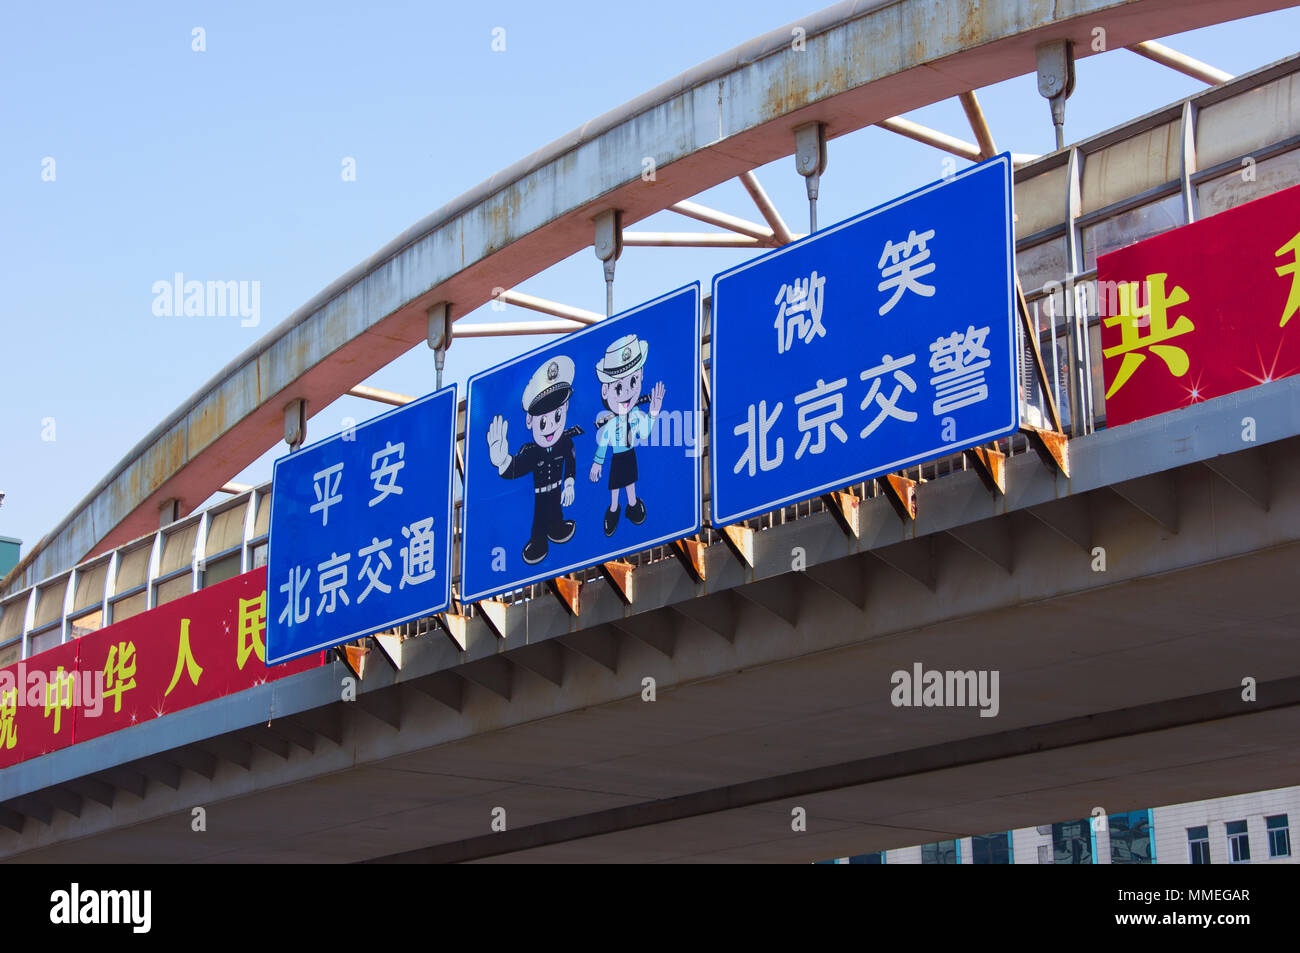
589,334,665,536
486,355,584,565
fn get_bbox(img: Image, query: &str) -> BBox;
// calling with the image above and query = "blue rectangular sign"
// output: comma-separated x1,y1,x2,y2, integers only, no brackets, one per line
710,153,1018,525
266,386,457,663
461,283,701,602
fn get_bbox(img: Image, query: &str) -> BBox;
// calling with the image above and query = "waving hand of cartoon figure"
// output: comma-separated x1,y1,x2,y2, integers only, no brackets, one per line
487,415,510,469
649,381,666,416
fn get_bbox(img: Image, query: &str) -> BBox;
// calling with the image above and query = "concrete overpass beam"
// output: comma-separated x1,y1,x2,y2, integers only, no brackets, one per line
946,517,1014,574
670,591,737,642
559,625,620,674
611,610,676,658
804,554,870,611
1203,448,1271,511
1111,472,1179,534
1026,495,1092,553
409,672,466,712
511,641,567,686
871,538,937,591
734,574,801,628
460,656,514,701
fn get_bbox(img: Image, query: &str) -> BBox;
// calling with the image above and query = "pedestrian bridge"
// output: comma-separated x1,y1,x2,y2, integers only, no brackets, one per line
3,0,1300,861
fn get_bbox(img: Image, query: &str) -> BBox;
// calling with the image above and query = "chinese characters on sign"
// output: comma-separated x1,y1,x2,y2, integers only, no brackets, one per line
1097,181,1300,426
711,154,1019,525
266,387,457,664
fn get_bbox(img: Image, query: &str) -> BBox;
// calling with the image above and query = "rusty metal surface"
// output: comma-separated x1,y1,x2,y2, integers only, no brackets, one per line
6,0,1293,594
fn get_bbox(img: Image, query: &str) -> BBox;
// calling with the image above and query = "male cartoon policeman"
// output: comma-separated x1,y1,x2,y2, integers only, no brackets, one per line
486,355,583,565
588,334,665,536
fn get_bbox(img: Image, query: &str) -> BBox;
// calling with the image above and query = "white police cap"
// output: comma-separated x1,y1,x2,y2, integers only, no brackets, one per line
523,354,575,414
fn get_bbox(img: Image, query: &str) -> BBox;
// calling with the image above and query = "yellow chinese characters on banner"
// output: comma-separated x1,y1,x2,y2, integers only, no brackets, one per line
1097,181,1300,427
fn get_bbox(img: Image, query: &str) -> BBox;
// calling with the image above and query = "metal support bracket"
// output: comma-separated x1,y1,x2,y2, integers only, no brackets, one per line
283,398,306,450
594,209,624,317
672,537,707,583
427,301,453,390
600,561,635,605
476,600,508,640
1036,40,1076,151
882,473,917,522
335,642,368,680
964,445,1007,496
719,523,755,567
372,632,403,670
1021,424,1070,478
436,613,469,651
820,490,861,539
547,576,582,617
793,121,827,232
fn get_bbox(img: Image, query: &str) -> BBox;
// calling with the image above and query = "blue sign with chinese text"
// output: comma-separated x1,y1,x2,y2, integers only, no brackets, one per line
266,386,457,663
461,284,701,603
710,153,1018,525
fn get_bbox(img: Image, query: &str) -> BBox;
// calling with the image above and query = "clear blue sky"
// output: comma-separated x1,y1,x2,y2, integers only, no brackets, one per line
4,1,1299,559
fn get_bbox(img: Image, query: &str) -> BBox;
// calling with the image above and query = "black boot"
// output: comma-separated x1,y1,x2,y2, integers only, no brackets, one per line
626,498,647,525
604,506,620,536
522,537,548,565
549,519,576,543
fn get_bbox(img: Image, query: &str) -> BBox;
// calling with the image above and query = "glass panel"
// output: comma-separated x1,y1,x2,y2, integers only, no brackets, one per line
154,572,193,607
1188,825,1208,840
1081,193,1184,271
110,589,148,623
73,560,109,611
254,493,271,538
203,552,242,588
160,522,198,576
33,576,68,628
1052,820,1093,865
1016,236,1068,298
251,542,268,569
1109,810,1152,864
921,840,958,864
69,608,104,640
848,852,883,864
1196,149,1300,219
1226,820,1248,835
972,832,1011,864
28,627,62,656
1266,814,1288,830
116,543,152,593
0,598,26,642
206,504,247,557
0,640,19,667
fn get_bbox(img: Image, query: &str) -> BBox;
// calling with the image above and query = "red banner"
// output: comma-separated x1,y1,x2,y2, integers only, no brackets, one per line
1097,182,1300,427
0,568,323,769
0,640,80,770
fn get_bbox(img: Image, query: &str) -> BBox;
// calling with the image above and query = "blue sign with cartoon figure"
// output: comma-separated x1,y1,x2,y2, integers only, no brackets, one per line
266,386,457,663
710,154,1019,525
461,284,701,602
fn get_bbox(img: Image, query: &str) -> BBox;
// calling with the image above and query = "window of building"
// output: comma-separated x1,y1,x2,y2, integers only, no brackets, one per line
921,840,959,864
1110,810,1153,864
1188,826,1210,864
1052,820,1093,865
1226,820,1251,863
1266,815,1291,858
972,832,1012,864
848,852,884,864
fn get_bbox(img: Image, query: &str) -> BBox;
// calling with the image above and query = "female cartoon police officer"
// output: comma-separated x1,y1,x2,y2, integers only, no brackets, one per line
588,334,665,536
